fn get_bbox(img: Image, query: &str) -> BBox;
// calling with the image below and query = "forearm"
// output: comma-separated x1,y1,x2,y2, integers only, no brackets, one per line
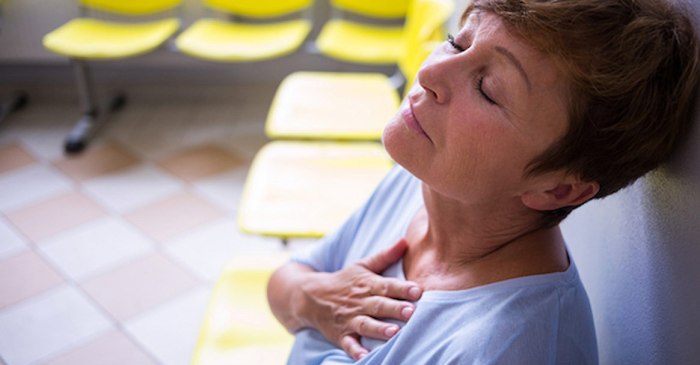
267,261,320,333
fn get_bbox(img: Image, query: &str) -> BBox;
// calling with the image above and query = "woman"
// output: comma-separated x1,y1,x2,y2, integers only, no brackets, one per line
268,0,700,363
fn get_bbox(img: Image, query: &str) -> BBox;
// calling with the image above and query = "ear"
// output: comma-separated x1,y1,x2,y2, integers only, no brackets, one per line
521,179,600,211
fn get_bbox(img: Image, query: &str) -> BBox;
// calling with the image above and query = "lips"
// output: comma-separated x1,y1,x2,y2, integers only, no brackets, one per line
401,101,432,143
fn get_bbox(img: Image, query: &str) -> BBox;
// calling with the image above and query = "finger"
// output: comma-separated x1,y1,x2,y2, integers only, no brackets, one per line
351,315,401,341
370,277,423,301
364,296,417,321
361,239,408,273
340,335,369,361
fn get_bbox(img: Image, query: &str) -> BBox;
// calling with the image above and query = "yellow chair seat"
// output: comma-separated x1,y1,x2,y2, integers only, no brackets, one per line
239,141,394,238
332,0,410,19
316,20,404,65
80,0,182,16
191,255,293,365
204,0,314,19
266,72,400,140
175,19,311,62
42,18,180,59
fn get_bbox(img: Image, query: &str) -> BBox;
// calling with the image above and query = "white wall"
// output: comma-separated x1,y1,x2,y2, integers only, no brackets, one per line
561,2,700,363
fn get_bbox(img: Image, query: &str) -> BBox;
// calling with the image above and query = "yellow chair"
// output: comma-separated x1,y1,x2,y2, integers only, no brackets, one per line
191,255,294,365
43,0,181,154
266,72,400,140
175,0,313,62
265,0,454,141
316,0,410,65
238,141,394,240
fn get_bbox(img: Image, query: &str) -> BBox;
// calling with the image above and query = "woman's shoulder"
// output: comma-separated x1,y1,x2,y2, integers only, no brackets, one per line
416,266,596,363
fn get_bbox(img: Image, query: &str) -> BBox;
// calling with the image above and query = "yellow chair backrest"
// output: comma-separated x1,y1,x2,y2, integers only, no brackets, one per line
331,0,410,18
203,0,313,18
80,0,181,16
399,0,454,86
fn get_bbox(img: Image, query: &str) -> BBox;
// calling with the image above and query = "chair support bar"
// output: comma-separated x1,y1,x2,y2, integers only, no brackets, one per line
0,92,29,124
64,60,126,154
73,60,98,116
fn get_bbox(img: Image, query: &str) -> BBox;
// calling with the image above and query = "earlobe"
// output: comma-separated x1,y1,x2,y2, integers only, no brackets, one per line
522,181,599,211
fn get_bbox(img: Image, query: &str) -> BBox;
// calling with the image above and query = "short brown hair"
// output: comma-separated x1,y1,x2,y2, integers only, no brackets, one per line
469,0,700,224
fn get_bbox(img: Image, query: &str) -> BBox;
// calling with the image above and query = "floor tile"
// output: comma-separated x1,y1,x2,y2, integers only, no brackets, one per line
0,143,37,174
40,217,154,281
123,192,226,243
80,254,200,321
108,103,199,161
217,129,269,161
180,106,244,147
189,102,243,132
0,218,28,260
125,287,211,365
0,103,77,162
0,164,73,213
165,218,282,282
0,251,63,310
0,285,113,365
53,143,140,182
0,95,276,365
5,191,106,243
82,164,183,213
41,330,157,365
157,145,246,183
192,167,248,213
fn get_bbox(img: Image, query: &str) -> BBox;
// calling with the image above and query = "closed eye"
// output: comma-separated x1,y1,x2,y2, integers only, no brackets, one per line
447,34,466,52
447,34,497,106
476,76,497,105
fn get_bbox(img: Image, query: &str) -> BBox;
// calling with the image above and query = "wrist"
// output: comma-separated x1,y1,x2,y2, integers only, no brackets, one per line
294,270,330,331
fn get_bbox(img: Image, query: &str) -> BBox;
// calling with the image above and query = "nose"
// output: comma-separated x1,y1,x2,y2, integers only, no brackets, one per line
416,52,454,104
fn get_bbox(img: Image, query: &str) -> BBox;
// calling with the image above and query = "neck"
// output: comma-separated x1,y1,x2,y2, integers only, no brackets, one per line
402,183,568,291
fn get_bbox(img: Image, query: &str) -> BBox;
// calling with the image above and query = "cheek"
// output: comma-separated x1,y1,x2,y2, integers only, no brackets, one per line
445,114,502,158
445,118,529,179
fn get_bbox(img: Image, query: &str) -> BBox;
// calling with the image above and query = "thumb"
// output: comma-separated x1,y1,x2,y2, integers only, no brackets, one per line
361,239,408,273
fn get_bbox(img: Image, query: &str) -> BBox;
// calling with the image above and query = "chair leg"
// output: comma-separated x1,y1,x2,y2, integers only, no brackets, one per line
65,60,126,154
65,60,98,154
0,91,29,124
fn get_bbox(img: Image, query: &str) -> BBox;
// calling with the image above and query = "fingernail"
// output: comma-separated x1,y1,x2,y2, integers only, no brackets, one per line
408,286,421,300
385,325,399,337
401,306,414,319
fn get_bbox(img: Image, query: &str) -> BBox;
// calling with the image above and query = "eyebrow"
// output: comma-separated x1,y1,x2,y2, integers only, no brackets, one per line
494,46,532,93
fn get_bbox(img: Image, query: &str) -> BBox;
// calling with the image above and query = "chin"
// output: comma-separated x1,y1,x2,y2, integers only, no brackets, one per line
383,133,423,183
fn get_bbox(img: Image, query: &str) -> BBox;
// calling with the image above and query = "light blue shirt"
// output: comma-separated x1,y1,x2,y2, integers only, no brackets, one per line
289,166,598,365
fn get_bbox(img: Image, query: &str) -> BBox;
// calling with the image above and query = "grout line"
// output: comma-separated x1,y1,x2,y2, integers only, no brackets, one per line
28,242,168,365
0,99,280,365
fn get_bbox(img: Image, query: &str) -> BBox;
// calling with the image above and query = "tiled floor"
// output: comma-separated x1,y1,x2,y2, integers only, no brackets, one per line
0,88,311,365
